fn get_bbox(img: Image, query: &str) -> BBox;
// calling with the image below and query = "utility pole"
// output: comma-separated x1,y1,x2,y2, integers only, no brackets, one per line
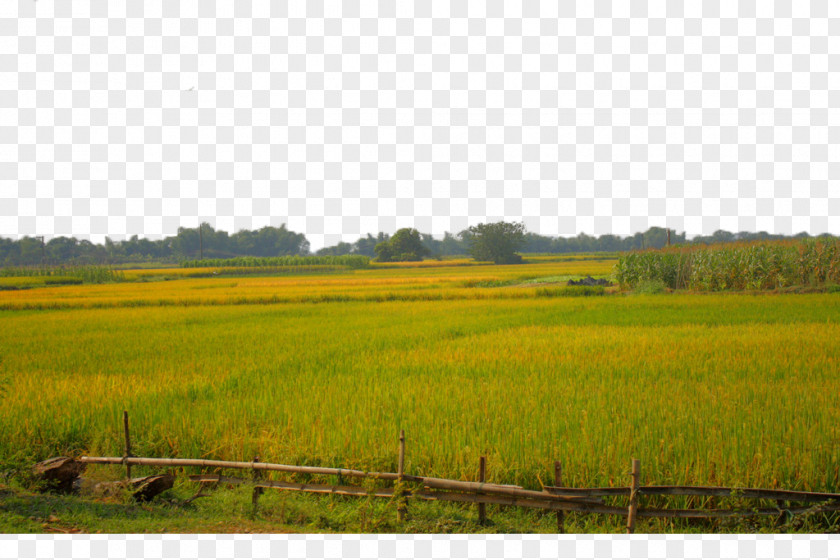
199,222,204,260
667,228,671,247
36,235,45,263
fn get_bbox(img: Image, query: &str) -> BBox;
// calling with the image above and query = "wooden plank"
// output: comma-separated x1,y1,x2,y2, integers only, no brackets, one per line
546,485,840,503
189,473,840,518
626,459,640,534
637,503,840,519
544,486,630,497
417,476,602,503
637,486,840,502
413,490,628,515
81,456,403,481
555,461,564,533
122,411,131,480
397,430,407,522
251,456,263,515
186,474,629,515
78,456,592,503
478,456,487,525
188,474,397,498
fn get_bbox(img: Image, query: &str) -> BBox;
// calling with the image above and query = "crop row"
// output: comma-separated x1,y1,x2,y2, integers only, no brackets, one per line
0,265,126,284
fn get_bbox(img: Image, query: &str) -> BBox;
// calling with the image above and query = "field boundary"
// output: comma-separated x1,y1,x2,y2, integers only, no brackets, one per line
36,413,840,533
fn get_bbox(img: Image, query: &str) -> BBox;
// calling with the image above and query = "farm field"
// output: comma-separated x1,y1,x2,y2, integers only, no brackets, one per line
1,255,839,532
0,258,615,310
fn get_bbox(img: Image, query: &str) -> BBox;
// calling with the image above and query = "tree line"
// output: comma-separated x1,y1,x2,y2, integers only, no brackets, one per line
0,224,308,266
0,223,834,267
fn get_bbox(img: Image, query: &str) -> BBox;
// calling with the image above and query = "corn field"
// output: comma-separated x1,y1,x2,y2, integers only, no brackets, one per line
613,239,840,291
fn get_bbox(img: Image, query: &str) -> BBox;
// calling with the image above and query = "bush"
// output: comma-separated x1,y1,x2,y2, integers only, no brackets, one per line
535,285,606,297
633,280,668,294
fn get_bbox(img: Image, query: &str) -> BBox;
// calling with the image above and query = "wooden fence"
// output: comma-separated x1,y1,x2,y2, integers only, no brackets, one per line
48,412,840,533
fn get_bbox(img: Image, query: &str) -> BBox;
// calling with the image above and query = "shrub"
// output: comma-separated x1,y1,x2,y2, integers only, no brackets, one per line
535,285,606,297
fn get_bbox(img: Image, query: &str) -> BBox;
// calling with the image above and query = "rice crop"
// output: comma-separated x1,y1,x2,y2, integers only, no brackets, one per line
1,265,125,284
0,259,618,311
0,276,83,290
1,258,838,496
614,239,840,291
123,265,349,281
182,255,371,269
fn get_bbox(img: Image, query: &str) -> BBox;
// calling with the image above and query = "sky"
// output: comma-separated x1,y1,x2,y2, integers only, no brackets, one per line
1,1,839,250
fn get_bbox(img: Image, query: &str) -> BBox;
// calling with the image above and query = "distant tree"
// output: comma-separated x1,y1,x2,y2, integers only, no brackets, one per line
353,233,388,257
374,228,430,262
46,237,79,263
229,225,309,257
462,221,526,264
440,231,468,256
642,227,669,250
522,232,554,253
316,241,353,256
18,237,44,265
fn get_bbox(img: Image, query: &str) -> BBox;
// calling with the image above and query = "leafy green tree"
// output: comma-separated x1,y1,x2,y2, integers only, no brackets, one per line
440,232,468,256
374,228,430,262
45,237,79,262
316,241,353,256
462,221,526,264
352,233,388,257
18,237,44,265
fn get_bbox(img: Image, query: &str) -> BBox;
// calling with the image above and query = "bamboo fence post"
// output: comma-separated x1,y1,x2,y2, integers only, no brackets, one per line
626,459,640,534
122,411,132,480
397,430,407,522
555,461,564,533
478,456,487,525
251,456,263,515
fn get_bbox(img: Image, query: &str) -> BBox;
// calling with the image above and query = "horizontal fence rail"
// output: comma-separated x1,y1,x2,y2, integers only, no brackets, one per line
544,485,840,503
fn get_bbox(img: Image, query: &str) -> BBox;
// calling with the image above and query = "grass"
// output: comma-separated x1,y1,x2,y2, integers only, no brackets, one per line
2,295,838,488
1,254,839,533
0,259,618,311
0,480,636,534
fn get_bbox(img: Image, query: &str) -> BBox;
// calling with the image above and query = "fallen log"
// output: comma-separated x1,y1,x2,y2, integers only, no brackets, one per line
32,457,86,493
90,474,175,502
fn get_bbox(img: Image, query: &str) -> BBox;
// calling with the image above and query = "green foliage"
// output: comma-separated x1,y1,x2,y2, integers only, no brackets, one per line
373,229,431,262
462,221,526,264
0,266,124,284
632,280,668,295
615,239,840,292
181,255,370,270
535,285,606,297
